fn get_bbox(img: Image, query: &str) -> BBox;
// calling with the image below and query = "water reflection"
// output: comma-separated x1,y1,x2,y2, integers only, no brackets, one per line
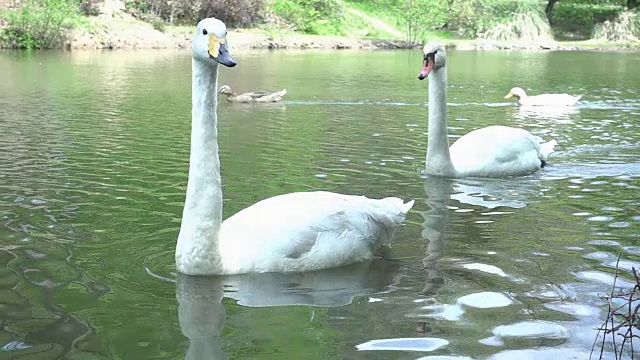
420,177,452,296
356,177,453,353
414,177,451,341
221,260,401,307
177,274,228,360
219,101,287,114
2,49,640,359
450,177,546,210
513,105,580,123
1,241,109,358
176,261,401,359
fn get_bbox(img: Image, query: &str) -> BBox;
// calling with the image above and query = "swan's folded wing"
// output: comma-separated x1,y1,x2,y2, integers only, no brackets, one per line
450,126,544,176
283,210,362,259
219,192,412,272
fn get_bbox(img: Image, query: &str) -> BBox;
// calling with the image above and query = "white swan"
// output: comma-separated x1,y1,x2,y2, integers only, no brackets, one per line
175,18,414,276
417,43,557,178
505,87,582,107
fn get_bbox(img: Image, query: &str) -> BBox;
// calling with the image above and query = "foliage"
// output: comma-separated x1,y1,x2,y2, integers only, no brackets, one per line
341,10,390,38
272,0,345,35
386,0,448,44
0,0,85,49
448,0,543,38
199,0,265,28
551,2,622,39
345,0,638,42
481,12,552,42
79,0,101,16
593,10,640,41
150,17,166,32
125,0,265,27
3,0,639,49
344,0,400,29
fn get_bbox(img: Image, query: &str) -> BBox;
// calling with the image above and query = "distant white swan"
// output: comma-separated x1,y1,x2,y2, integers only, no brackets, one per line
505,87,582,107
417,43,557,178
175,18,414,275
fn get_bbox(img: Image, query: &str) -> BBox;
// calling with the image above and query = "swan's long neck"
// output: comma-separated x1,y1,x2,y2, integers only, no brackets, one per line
426,67,456,177
176,59,224,275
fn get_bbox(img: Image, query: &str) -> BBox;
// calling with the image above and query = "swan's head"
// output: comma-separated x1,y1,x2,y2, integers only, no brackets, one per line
418,43,446,80
505,87,527,100
218,85,233,95
192,18,237,68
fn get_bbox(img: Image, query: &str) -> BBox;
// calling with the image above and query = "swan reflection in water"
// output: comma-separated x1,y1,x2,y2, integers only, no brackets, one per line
413,175,546,336
413,177,452,337
513,104,580,124
177,177,550,358
450,176,549,210
419,177,452,297
356,178,454,351
177,274,228,360
176,260,400,359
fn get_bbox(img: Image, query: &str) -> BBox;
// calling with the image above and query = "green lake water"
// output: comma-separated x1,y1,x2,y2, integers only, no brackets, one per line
1,48,639,359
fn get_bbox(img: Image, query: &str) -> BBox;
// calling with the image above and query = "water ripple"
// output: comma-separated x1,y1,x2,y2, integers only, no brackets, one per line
2,49,640,360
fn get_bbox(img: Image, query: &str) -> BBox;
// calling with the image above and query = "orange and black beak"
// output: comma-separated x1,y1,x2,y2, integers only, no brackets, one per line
418,51,436,80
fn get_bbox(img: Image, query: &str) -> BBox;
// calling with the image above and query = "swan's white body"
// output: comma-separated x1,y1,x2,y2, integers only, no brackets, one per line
176,18,414,276
180,191,414,275
505,87,582,107
448,125,557,178
419,44,557,178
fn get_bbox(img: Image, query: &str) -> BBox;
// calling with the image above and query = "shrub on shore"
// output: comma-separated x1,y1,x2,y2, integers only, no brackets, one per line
124,0,343,35
272,0,345,35
124,0,266,28
592,10,640,41
1,0,85,49
481,12,553,43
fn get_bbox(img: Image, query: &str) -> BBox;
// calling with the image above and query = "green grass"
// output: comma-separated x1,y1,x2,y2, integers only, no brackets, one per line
426,29,454,40
341,9,397,38
344,1,455,41
345,1,400,29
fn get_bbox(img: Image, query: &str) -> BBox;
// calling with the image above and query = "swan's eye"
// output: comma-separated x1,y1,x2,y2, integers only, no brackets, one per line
202,29,208,35
424,50,437,61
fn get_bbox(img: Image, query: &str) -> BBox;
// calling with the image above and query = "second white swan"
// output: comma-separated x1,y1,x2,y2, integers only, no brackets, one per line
417,43,557,178
505,87,582,107
175,18,414,276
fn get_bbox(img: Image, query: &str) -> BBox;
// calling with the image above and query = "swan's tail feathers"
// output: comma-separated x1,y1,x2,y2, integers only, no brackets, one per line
575,94,583,102
540,139,558,162
402,199,415,214
360,197,414,249
379,197,415,218
277,89,287,97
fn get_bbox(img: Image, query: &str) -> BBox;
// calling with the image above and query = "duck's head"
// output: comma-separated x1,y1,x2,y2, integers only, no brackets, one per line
192,18,236,68
218,85,233,95
505,87,526,100
418,42,446,80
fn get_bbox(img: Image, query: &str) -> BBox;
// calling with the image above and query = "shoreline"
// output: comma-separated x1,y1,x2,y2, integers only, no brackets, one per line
65,15,640,52
3,9,640,52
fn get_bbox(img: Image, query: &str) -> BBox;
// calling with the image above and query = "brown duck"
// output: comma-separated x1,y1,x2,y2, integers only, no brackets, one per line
218,85,287,103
